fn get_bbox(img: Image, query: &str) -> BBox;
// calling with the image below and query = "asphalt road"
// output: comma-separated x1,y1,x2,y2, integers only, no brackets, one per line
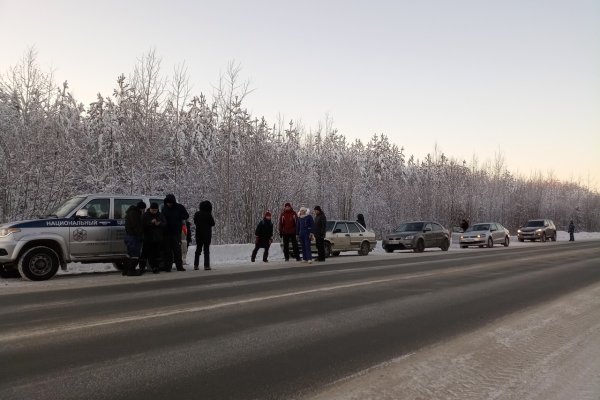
1,241,599,400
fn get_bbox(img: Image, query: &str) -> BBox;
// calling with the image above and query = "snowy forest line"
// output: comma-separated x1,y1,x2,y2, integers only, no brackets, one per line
1,49,599,243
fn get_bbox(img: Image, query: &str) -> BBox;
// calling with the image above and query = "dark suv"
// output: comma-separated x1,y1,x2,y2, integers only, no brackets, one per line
517,219,557,242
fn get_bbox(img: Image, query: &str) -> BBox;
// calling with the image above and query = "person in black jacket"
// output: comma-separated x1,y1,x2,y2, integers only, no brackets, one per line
313,206,327,262
194,200,215,270
252,211,274,263
141,203,166,273
123,201,146,276
356,213,366,229
161,194,189,272
568,220,575,241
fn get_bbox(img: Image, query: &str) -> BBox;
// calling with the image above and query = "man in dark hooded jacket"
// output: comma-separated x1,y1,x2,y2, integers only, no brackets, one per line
313,206,327,262
123,201,146,276
194,200,215,270
162,194,189,272
142,202,166,273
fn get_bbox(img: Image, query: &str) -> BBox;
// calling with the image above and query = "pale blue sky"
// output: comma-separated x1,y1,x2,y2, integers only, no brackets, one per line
1,0,599,189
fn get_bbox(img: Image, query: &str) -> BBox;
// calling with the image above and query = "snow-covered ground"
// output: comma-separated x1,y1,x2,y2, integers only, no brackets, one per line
1,231,598,288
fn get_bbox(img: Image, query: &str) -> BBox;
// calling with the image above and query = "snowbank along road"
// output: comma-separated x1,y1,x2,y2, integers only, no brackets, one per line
1,240,599,399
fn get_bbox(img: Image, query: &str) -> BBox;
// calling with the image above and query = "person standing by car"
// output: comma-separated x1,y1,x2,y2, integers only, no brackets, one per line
279,203,301,262
357,213,367,229
251,211,274,263
460,219,469,232
162,194,189,272
313,206,327,262
194,200,215,270
568,220,575,241
123,201,146,276
142,203,166,274
297,207,314,263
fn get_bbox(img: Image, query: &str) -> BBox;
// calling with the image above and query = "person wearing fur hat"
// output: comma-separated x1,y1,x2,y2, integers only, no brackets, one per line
162,194,189,272
313,205,327,262
279,202,301,262
297,207,314,263
194,200,215,270
123,201,147,276
252,211,274,262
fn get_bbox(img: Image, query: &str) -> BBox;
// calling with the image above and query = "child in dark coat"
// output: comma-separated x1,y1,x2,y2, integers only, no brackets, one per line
252,211,274,263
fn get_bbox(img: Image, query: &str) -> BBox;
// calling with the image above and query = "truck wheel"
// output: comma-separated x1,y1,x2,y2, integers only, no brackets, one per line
18,247,60,281
332,251,341,257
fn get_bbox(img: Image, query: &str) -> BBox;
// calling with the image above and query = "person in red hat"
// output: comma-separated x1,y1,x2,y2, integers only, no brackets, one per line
251,211,274,263
279,202,301,262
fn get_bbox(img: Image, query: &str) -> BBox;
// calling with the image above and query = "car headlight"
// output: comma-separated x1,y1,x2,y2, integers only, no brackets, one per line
460,235,464,240
0,227,21,238
404,235,414,240
517,229,522,233
536,229,543,232
477,234,486,238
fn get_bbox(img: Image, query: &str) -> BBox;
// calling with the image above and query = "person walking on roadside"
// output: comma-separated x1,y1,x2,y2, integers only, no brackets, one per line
162,194,189,272
251,211,274,263
194,200,215,270
279,203,301,262
313,206,327,262
568,220,575,241
142,202,166,274
356,213,367,229
123,201,146,276
297,207,314,264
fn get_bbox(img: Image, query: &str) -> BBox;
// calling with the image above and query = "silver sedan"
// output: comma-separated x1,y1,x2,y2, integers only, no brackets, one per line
459,222,510,248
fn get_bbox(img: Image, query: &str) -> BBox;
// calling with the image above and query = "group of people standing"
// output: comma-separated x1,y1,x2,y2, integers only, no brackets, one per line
123,194,215,276
251,203,328,264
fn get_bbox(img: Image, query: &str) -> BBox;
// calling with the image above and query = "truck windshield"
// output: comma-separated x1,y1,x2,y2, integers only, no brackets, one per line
47,196,86,218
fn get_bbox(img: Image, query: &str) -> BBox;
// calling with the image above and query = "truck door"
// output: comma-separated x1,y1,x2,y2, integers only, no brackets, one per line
69,198,111,257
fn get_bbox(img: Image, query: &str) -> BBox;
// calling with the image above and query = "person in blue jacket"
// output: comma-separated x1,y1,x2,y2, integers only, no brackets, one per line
297,207,314,263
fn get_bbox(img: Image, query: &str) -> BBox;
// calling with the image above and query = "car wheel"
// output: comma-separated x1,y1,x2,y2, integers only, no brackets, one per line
503,236,510,247
17,246,60,281
385,248,394,253
359,241,370,256
113,261,127,271
518,238,524,242
541,233,546,242
332,251,341,257
440,238,450,251
460,245,468,249
551,232,557,242
415,239,425,253
487,237,493,248
324,242,332,258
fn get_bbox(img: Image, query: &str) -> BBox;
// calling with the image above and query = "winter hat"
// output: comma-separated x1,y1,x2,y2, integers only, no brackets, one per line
164,194,176,204
150,202,159,210
137,201,147,210
264,211,272,218
284,202,291,208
